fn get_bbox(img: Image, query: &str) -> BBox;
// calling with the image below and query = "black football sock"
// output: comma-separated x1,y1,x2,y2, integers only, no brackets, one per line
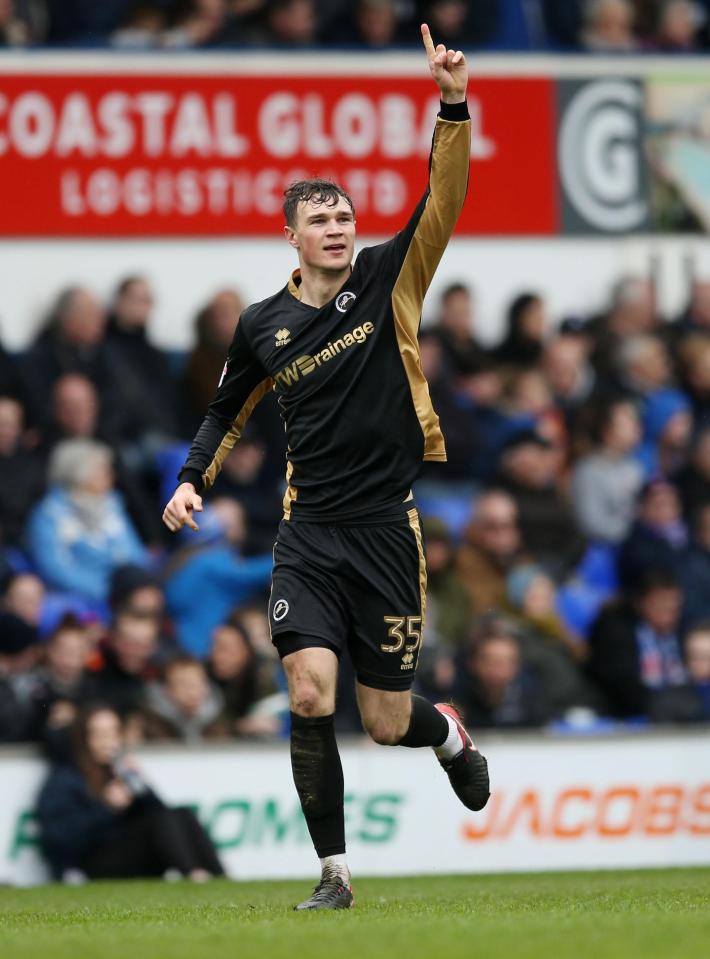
290,712,345,858
397,695,449,748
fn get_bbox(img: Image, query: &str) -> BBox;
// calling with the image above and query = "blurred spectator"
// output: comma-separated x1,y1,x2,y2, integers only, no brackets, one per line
496,429,586,576
351,0,401,47
0,0,46,45
41,375,163,546
208,620,279,734
184,289,243,424
589,277,657,378
615,334,673,399
637,388,692,478
450,619,550,728
104,275,185,442
679,502,710,627
46,0,133,43
571,398,644,543
12,614,93,743
649,0,703,51
676,427,710,520
26,440,148,604
87,611,161,721
21,286,117,424
677,334,710,426
423,517,472,650
163,0,228,48
542,334,597,429
0,395,45,546
1,572,45,630
456,489,524,613
682,622,710,719
580,0,639,51
493,293,547,369
618,478,689,588
110,2,167,47
108,564,177,661
37,704,223,881
142,656,228,741
263,0,317,44
587,568,686,718
211,430,282,553
429,283,488,379
417,0,500,46
0,612,40,741
506,564,583,660
164,498,272,656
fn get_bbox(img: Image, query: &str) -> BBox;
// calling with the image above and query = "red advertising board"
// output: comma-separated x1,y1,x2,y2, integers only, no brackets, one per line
0,74,556,236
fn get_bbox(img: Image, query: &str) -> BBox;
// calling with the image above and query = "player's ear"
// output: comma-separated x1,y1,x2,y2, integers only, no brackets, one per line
284,224,299,249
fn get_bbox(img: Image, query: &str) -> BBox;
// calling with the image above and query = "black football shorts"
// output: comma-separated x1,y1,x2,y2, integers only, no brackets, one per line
268,507,426,691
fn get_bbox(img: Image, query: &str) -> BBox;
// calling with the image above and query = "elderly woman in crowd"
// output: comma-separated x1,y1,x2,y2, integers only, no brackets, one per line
26,439,148,605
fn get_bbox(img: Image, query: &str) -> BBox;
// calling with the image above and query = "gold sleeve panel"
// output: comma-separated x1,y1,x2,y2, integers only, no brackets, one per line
391,118,470,461
201,377,274,491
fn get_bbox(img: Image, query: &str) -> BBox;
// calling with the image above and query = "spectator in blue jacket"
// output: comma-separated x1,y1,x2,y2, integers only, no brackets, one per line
26,439,148,605
164,498,273,657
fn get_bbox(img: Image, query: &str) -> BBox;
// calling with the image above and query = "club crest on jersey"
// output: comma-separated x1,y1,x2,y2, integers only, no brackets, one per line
275,328,291,347
335,292,357,313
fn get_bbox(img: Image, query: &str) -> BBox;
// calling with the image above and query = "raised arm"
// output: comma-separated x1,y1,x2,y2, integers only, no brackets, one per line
389,24,471,294
163,320,273,533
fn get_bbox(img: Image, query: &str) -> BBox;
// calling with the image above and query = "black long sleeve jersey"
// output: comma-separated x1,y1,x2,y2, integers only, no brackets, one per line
178,100,471,524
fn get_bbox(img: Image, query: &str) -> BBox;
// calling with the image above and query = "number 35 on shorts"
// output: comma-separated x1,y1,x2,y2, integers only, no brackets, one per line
381,615,422,671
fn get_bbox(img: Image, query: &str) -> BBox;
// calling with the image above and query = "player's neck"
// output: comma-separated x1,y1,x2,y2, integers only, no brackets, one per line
298,263,352,309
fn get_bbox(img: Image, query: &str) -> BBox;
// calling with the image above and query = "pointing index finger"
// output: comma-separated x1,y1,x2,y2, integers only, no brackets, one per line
421,22,436,59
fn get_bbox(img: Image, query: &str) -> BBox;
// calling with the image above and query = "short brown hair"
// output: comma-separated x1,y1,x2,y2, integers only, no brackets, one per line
283,178,355,228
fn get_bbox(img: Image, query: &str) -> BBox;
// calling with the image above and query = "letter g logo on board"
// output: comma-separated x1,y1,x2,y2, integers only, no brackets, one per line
559,80,649,234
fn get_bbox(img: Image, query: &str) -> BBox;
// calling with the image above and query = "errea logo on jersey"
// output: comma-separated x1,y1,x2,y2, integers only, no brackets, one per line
275,328,291,347
274,321,374,389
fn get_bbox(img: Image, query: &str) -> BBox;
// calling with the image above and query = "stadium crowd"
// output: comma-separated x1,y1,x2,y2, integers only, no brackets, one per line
2,0,710,53
2,271,710,749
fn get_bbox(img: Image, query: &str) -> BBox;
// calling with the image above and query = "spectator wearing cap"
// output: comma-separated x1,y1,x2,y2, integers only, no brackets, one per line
142,656,228,742
0,394,45,547
496,428,586,577
618,479,689,589
26,439,148,605
0,612,40,741
571,398,644,543
587,568,686,719
164,498,273,657
456,489,525,614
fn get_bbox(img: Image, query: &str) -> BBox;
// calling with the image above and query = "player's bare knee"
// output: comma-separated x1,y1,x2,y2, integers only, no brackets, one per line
289,676,333,717
364,716,408,747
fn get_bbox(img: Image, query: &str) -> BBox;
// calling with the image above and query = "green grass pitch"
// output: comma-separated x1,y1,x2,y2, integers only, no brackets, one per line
2,869,709,959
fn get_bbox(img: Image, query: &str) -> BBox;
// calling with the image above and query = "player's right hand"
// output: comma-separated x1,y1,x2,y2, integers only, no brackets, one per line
162,482,203,533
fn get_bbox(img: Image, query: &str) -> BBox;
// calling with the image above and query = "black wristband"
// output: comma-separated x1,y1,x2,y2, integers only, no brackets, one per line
439,99,470,122
177,468,204,494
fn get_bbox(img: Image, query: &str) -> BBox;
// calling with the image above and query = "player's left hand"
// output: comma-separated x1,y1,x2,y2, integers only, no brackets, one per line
421,22,467,104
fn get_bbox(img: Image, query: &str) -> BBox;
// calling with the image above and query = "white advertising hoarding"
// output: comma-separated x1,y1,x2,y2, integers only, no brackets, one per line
1,732,709,886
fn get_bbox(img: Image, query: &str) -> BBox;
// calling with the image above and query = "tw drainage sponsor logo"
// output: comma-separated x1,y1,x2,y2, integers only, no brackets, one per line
274,321,374,389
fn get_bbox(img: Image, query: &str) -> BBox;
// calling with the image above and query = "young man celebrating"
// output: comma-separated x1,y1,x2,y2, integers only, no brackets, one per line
163,24,490,910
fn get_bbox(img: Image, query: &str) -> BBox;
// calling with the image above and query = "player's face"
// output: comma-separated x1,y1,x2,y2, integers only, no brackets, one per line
286,196,356,273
